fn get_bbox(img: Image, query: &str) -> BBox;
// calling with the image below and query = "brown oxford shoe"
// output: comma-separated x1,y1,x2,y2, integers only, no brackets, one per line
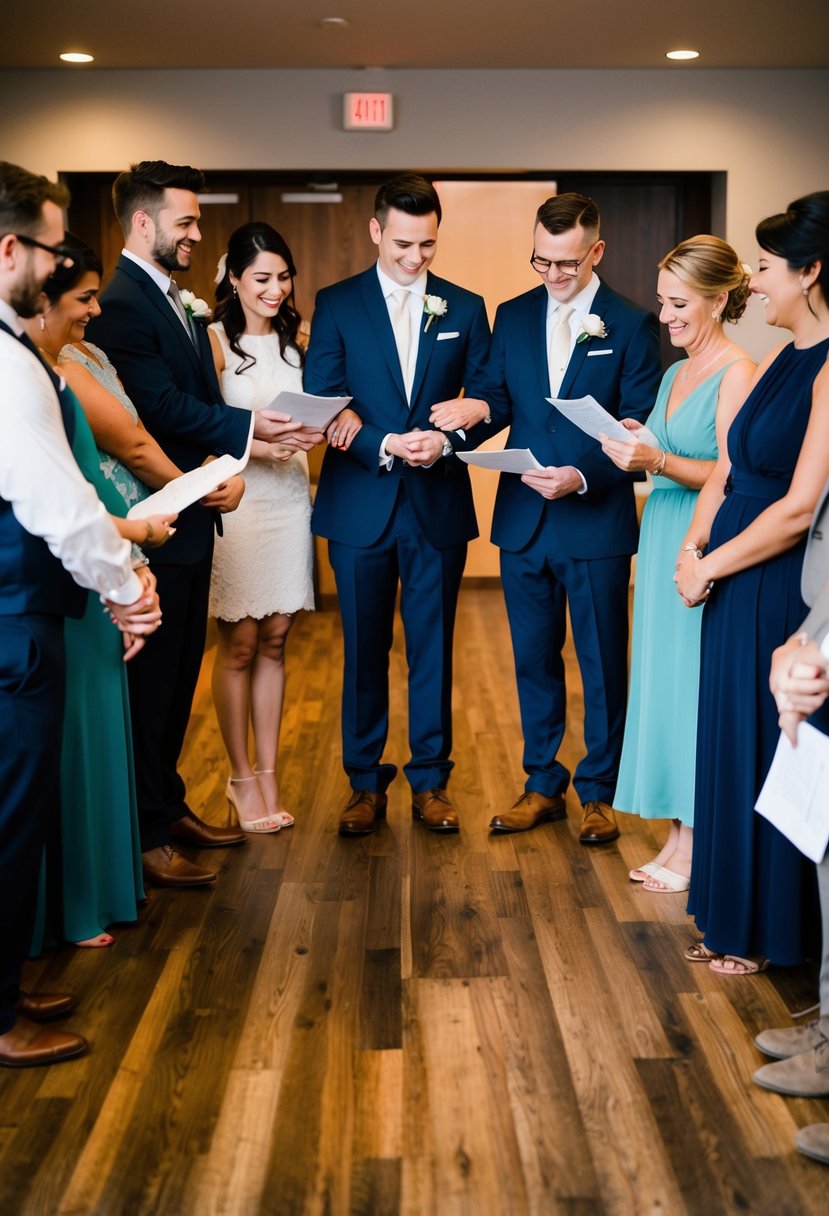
579,800,620,844
15,991,77,1022
489,790,566,833
339,789,388,836
0,1016,87,1068
412,788,459,833
169,810,246,849
142,845,217,888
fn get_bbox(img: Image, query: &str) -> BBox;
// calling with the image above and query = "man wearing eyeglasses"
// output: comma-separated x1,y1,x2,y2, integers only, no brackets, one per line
482,193,661,843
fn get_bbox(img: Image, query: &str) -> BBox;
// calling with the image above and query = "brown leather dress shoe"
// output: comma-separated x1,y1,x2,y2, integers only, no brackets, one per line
15,992,77,1021
0,1016,87,1068
339,789,388,836
412,789,459,833
579,800,620,844
169,810,246,849
142,845,217,888
489,790,566,833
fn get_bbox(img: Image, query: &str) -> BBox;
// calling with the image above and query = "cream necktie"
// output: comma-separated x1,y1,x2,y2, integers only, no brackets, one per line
168,279,195,345
391,287,415,400
549,305,574,396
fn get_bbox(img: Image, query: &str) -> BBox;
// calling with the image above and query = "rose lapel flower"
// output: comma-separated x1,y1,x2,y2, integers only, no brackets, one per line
576,313,608,343
179,289,212,323
423,294,448,332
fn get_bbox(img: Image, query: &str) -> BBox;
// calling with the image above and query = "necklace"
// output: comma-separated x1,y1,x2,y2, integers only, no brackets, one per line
680,342,731,383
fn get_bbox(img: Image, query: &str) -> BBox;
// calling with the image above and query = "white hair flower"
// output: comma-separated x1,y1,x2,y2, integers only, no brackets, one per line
215,253,228,285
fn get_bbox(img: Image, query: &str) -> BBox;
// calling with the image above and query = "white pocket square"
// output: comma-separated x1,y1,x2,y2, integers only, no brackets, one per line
436,331,460,340
586,348,613,356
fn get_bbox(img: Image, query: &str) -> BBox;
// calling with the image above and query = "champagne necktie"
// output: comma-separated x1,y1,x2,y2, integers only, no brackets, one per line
391,288,415,401
549,305,574,396
168,279,195,345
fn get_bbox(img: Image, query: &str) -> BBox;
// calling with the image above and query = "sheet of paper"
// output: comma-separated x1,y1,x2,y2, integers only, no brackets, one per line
127,414,254,520
755,722,829,862
263,390,351,431
548,394,659,448
457,448,544,474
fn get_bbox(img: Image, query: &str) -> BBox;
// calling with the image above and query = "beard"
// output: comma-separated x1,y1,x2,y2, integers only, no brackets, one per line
10,264,47,318
151,230,190,274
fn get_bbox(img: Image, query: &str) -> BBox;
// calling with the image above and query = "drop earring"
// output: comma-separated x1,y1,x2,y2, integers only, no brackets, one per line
39,315,46,331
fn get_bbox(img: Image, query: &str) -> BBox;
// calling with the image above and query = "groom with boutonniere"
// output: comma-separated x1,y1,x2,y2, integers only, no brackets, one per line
481,193,662,843
305,173,492,836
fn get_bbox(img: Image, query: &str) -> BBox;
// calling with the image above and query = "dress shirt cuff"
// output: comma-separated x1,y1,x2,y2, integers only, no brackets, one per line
821,633,829,662
379,434,395,471
576,469,588,495
104,569,144,606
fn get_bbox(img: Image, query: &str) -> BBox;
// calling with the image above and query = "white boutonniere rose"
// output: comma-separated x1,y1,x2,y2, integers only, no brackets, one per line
423,294,448,332
179,289,212,322
576,314,607,343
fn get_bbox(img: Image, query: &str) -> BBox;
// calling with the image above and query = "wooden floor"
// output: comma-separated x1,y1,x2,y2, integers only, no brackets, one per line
3,589,829,1215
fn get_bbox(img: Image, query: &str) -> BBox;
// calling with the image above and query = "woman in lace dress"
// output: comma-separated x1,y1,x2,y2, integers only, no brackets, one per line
208,223,316,833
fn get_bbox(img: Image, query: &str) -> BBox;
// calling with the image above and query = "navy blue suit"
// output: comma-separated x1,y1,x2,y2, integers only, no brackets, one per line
0,323,86,1033
87,256,250,848
483,279,661,803
305,266,490,792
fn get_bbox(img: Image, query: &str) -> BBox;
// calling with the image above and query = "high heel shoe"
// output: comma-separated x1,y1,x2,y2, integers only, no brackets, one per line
253,768,295,828
226,776,281,834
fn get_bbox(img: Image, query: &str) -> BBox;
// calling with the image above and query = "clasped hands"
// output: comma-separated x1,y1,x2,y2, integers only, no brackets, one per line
105,565,162,662
770,632,829,744
385,429,447,466
674,548,714,607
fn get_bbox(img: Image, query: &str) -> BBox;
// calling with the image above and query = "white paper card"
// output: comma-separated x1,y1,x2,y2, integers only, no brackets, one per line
263,390,351,431
548,394,659,448
127,415,254,520
457,448,544,474
755,722,829,862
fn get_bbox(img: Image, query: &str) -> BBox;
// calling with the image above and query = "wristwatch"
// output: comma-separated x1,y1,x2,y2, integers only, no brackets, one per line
441,438,454,458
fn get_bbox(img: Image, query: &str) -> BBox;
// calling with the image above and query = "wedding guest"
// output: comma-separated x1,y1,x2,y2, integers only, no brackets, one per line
481,193,661,843
26,234,176,950
304,174,491,836
0,161,159,1067
86,162,316,888
600,237,755,891
208,222,316,832
676,191,829,975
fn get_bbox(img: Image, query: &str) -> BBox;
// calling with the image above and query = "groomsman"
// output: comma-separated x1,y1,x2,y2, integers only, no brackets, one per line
0,162,158,1066
88,161,319,887
305,174,491,835
483,193,661,843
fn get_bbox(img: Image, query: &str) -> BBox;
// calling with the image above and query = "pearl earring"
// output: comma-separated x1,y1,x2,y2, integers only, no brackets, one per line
803,287,809,296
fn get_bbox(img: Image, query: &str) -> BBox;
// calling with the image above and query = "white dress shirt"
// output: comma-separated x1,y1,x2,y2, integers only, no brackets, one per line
376,263,428,468
545,273,601,495
0,299,142,604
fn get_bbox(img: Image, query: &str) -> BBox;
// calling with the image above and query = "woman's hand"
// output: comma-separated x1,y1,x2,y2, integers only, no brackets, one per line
326,408,363,451
674,548,713,607
599,425,658,473
202,474,245,513
141,512,178,548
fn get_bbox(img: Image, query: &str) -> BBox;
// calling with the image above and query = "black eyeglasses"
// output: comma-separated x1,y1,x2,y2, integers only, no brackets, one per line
13,234,74,268
530,242,597,277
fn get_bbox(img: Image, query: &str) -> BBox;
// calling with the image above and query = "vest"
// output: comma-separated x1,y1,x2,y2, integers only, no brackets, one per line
0,320,87,618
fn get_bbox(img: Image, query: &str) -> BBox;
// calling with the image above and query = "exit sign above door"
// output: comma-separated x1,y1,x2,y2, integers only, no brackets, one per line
342,93,395,131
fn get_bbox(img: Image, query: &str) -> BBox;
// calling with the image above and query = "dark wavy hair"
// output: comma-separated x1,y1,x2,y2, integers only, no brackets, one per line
112,160,204,236
374,174,442,227
0,161,70,239
42,232,103,305
756,191,829,316
214,221,303,373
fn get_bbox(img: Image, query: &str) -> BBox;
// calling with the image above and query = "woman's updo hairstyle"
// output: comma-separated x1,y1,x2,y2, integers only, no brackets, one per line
42,233,103,306
658,234,751,324
214,221,303,372
756,191,829,312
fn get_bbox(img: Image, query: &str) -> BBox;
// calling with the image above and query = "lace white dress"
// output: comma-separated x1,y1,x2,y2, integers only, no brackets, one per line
208,326,314,621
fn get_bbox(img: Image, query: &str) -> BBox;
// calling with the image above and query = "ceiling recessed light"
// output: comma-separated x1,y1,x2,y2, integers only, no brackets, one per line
319,16,349,28
60,52,94,64
666,49,700,61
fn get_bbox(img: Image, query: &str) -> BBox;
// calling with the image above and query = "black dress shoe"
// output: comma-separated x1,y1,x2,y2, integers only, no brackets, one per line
169,810,246,849
15,992,78,1021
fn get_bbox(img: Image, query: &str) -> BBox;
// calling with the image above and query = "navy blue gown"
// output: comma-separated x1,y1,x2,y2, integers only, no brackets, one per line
688,338,829,965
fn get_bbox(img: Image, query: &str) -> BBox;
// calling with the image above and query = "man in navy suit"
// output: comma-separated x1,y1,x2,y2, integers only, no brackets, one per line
88,161,318,885
484,194,661,843
305,175,491,835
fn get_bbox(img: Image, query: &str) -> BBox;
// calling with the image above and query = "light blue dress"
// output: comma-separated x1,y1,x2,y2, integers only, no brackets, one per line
613,360,731,825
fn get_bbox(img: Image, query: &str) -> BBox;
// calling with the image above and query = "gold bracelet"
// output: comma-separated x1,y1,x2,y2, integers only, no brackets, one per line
652,449,667,476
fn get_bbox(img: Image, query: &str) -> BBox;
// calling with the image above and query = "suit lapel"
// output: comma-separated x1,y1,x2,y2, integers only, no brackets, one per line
358,270,408,404
528,287,551,400
118,256,211,387
409,277,436,409
558,279,613,400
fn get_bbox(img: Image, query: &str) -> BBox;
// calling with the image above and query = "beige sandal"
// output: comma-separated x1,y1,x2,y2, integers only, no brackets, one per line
709,954,769,976
684,942,723,963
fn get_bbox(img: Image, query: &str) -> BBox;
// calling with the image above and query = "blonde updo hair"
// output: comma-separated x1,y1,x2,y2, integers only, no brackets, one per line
658,234,751,324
